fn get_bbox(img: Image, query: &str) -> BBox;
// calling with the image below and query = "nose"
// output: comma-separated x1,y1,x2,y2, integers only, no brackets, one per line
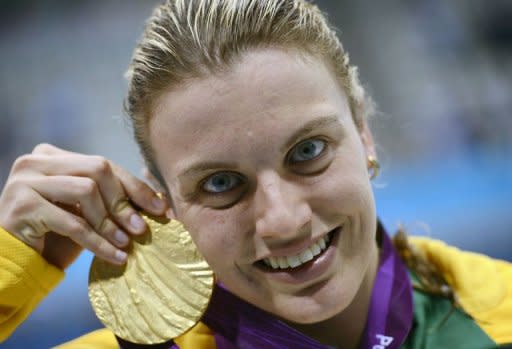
254,171,312,241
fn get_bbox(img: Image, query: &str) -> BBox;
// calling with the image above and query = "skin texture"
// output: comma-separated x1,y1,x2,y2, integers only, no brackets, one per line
0,144,167,268
150,48,380,347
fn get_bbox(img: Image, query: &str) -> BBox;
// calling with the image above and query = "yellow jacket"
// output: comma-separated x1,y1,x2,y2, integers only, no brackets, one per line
1,226,511,348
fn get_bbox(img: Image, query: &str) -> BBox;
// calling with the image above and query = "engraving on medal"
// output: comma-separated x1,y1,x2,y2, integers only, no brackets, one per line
88,215,214,344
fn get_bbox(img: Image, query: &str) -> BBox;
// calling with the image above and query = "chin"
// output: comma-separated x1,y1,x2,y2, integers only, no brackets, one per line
274,276,358,325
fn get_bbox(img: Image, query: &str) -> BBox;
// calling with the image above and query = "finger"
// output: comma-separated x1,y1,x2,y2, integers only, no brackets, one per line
32,143,69,155
33,143,106,163
30,175,131,248
33,145,167,216
33,143,168,216
111,162,167,215
37,202,127,265
16,153,151,235
142,167,166,193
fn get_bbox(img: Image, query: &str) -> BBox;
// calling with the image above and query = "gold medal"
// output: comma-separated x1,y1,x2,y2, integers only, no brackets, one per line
88,214,214,344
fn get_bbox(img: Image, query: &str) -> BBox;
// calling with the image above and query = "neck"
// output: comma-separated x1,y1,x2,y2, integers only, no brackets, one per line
288,243,380,349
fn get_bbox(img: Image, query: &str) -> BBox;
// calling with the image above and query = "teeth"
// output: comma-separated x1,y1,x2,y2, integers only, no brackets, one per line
269,258,279,269
299,248,314,263
278,256,288,269
318,238,326,250
287,255,302,268
310,243,321,256
262,234,331,270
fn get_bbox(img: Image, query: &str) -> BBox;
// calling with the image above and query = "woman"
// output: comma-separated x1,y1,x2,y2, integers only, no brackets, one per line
0,1,510,348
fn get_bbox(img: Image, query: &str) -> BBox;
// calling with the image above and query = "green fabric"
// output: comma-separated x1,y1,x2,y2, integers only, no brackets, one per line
400,273,499,349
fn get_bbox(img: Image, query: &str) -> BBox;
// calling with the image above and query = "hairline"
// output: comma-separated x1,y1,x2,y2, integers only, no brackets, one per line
142,44,360,196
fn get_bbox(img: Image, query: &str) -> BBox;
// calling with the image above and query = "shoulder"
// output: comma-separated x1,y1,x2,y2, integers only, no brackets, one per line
52,329,118,349
409,236,512,344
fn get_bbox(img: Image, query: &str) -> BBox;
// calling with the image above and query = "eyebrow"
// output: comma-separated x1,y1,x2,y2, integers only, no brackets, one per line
178,115,340,180
280,115,340,152
178,161,239,181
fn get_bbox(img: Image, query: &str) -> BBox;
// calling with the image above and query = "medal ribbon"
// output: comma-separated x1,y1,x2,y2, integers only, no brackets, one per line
118,224,413,349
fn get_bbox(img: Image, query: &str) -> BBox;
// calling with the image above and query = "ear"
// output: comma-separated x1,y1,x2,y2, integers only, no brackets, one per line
358,118,377,160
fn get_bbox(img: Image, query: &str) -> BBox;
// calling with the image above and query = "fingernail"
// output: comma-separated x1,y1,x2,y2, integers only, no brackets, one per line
115,250,127,262
152,197,165,210
130,214,146,233
114,230,129,245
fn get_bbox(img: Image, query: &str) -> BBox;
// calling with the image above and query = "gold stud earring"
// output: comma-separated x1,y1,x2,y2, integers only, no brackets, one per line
368,155,380,180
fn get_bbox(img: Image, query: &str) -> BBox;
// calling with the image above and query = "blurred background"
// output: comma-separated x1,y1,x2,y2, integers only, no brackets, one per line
0,0,510,347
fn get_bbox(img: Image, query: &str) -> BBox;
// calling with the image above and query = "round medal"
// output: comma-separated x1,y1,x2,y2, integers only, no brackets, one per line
88,215,214,344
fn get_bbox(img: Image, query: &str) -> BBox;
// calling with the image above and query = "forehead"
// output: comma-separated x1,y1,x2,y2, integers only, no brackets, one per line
150,48,351,173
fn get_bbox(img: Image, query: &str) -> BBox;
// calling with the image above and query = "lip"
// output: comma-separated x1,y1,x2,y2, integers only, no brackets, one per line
255,226,342,286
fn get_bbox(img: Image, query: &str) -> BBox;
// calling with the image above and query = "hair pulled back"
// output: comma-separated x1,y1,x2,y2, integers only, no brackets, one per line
124,0,454,309
124,0,372,181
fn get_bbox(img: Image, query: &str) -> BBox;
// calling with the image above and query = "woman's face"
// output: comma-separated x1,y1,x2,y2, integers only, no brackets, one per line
150,48,378,324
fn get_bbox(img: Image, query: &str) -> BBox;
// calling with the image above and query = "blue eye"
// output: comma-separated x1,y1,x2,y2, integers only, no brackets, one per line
202,172,242,193
289,139,326,162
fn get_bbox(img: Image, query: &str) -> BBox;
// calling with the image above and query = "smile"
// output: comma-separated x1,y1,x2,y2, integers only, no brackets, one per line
259,227,340,270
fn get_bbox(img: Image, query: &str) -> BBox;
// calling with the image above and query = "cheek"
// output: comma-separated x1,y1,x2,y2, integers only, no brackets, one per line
179,205,244,267
311,157,373,212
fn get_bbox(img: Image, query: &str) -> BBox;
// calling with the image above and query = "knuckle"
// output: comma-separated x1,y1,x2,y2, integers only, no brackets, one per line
111,196,130,214
66,218,88,237
32,143,55,154
6,176,27,191
95,215,111,234
96,238,114,256
90,156,111,176
10,197,37,217
6,187,37,216
79,178,99,196
12,154,34,172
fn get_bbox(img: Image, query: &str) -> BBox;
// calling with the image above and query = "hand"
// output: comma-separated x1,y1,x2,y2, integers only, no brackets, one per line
0,143,167,269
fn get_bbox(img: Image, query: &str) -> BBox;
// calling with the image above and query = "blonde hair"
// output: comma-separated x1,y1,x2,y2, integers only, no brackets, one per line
124,0,372,182
124,0,455,312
